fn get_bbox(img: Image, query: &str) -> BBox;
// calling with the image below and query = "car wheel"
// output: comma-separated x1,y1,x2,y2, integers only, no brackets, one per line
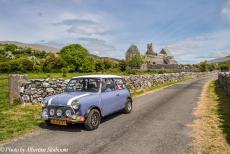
123,99,132,114
45,120,51,126
84,109,101,130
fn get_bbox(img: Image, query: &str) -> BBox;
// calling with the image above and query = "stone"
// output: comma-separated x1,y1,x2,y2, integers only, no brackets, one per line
42,82,50,87
46,88,54,93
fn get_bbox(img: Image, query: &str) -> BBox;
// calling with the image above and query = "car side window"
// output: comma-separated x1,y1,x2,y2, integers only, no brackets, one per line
101,78,115,92
114,78,125,90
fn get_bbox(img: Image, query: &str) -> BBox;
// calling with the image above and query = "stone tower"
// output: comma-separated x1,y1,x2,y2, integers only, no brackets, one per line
125,44,140,60
160,48,177,64
145,43,157,56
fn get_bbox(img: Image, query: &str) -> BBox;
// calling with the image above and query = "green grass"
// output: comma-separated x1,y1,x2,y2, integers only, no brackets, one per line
0,69,182,80
192,81,230,153
132,78,191,96
0,77,42,143
214,81,230,144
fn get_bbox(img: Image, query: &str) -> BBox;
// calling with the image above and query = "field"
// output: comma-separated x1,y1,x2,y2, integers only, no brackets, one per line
0,72,190,143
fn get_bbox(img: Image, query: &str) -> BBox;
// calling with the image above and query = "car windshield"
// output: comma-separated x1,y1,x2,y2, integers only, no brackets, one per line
66,78,101,92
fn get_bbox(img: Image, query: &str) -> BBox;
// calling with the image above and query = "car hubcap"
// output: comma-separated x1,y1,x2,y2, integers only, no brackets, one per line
127,102,132,111
91,112,99,127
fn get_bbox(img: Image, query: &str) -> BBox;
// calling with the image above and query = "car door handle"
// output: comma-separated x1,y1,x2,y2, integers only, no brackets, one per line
116,93,120,96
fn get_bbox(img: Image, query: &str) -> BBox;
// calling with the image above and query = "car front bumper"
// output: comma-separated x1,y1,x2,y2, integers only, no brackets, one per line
41,108,85,124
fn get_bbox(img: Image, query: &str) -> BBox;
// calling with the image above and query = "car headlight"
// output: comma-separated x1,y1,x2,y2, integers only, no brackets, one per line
42,108,48,116
56,109,63,117
49,108,55,116
42,99,48,108
71,100,80,110
65,110,72,117
42,109,48,120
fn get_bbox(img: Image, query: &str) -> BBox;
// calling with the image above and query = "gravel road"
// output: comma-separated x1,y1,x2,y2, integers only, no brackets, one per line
2,78,211,154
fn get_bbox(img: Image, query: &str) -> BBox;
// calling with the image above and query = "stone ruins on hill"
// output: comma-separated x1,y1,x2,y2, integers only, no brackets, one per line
125,43,185,70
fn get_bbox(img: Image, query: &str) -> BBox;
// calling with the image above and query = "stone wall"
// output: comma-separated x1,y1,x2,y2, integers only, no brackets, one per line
123,72,195,89
218,72,230,96
17,72,200,104
20,78,68,104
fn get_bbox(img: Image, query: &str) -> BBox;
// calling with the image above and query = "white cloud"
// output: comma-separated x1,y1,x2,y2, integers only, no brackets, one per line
53,12,115,38
221,0,230,21
165,30,230,63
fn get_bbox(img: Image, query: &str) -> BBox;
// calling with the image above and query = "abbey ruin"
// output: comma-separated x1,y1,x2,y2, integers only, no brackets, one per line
125,43,179,70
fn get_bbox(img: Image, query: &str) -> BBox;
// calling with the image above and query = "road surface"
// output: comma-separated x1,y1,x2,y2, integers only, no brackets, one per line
2,78,210,154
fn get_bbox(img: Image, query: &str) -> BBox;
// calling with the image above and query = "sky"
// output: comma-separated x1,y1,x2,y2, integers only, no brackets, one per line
0,0,230,64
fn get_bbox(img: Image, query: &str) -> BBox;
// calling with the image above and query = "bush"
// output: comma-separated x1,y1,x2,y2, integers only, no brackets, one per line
118,60,127,71
62,68,68,77
4,44,17,52
43,53,66,73
95,59,105,72
0,62,10,73
127,54,143,69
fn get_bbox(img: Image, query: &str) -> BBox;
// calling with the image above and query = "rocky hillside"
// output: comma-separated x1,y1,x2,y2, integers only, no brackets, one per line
208,55,230,64
0,41,120,62
0,41,59,52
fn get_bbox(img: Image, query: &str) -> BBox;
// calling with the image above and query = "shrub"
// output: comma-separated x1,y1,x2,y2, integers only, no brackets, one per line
43,53,66,73
62,68,68,77
118,60,127,71
0,62,10,73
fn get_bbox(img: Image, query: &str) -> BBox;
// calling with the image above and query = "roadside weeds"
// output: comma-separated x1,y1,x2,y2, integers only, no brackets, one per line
191,80,230,153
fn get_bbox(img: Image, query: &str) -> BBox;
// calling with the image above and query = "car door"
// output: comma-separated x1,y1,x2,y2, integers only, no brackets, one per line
101,78,121,116
114,78,127,110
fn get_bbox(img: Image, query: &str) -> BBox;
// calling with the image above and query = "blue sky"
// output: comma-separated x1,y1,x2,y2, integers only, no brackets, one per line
0,0,230,63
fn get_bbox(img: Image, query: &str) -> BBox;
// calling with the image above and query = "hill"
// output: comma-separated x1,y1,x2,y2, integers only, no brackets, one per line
0,41,120,62
208,55,230,64
0,41,59,52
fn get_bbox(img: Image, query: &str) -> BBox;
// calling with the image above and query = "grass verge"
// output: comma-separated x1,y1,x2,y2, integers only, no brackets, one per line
131,77,191,96
0,77,42,144
191,80,230,153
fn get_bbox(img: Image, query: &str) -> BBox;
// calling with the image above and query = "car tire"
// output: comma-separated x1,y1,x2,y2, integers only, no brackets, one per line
123,99,132,114
45,120,51,126
84,109,101,130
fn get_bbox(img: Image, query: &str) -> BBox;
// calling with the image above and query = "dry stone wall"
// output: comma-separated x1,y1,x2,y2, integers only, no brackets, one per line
218,72,230,96
16,72,200,104
20,78,68,103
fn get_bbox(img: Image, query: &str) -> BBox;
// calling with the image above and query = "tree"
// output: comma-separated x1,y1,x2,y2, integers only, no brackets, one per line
4,44,17,52
199,61,209,72
95,59,105,72
103,59,114,70
43,53,66,73
118,60,127,71
59,44,95,72
127,54,143,69
80,57,95,72
9,58,33,73
0,62,10,73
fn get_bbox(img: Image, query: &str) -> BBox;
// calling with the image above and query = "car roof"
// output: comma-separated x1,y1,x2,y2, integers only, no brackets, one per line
72,74,123,79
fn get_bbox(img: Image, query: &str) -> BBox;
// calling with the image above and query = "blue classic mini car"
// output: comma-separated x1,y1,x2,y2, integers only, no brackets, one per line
41,75,132,130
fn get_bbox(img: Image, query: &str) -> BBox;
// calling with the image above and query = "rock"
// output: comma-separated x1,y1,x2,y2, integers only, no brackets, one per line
43,82,50,87
46,88,54,93
20,87,24,93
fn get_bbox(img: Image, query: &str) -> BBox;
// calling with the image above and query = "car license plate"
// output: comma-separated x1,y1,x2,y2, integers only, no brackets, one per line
51,119,67,126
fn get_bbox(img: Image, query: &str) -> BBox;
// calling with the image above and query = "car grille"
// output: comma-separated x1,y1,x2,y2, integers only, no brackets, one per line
47,106,74,117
